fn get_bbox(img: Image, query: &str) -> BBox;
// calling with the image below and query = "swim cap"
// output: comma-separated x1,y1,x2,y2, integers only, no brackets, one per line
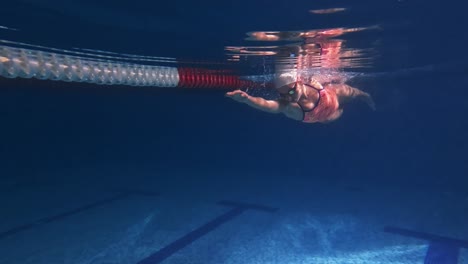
274,71,298,88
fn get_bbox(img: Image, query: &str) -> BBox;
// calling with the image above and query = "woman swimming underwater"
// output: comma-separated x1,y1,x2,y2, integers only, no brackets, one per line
225,72,375,123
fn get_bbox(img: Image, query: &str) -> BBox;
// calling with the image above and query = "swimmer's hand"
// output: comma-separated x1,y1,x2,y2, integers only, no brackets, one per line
225,90,249,103
308,78,324,90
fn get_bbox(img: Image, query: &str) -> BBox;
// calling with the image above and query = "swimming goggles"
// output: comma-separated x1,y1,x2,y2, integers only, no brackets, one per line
287,82,297,95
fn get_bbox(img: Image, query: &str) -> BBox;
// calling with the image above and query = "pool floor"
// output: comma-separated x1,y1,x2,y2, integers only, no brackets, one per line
0,172,467,264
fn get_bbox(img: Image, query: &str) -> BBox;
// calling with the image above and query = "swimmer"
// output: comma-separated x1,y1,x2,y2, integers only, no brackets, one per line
225,72,375,123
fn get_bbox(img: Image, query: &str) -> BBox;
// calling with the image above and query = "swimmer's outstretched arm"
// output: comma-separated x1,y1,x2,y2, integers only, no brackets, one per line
225,90,281,113
225,90,303,120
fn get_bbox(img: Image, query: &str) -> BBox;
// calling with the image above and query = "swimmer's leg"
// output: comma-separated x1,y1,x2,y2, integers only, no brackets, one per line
323,109,343,123
333,84,376,110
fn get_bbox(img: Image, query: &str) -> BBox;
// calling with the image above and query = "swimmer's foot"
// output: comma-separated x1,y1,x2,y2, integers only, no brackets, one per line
363,94,376,111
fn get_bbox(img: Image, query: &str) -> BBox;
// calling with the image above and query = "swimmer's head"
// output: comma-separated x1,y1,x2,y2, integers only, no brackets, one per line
275,71,301,102
274,71,297,89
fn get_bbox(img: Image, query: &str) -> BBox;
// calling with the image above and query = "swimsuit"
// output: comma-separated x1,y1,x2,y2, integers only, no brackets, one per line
298,83,339,123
